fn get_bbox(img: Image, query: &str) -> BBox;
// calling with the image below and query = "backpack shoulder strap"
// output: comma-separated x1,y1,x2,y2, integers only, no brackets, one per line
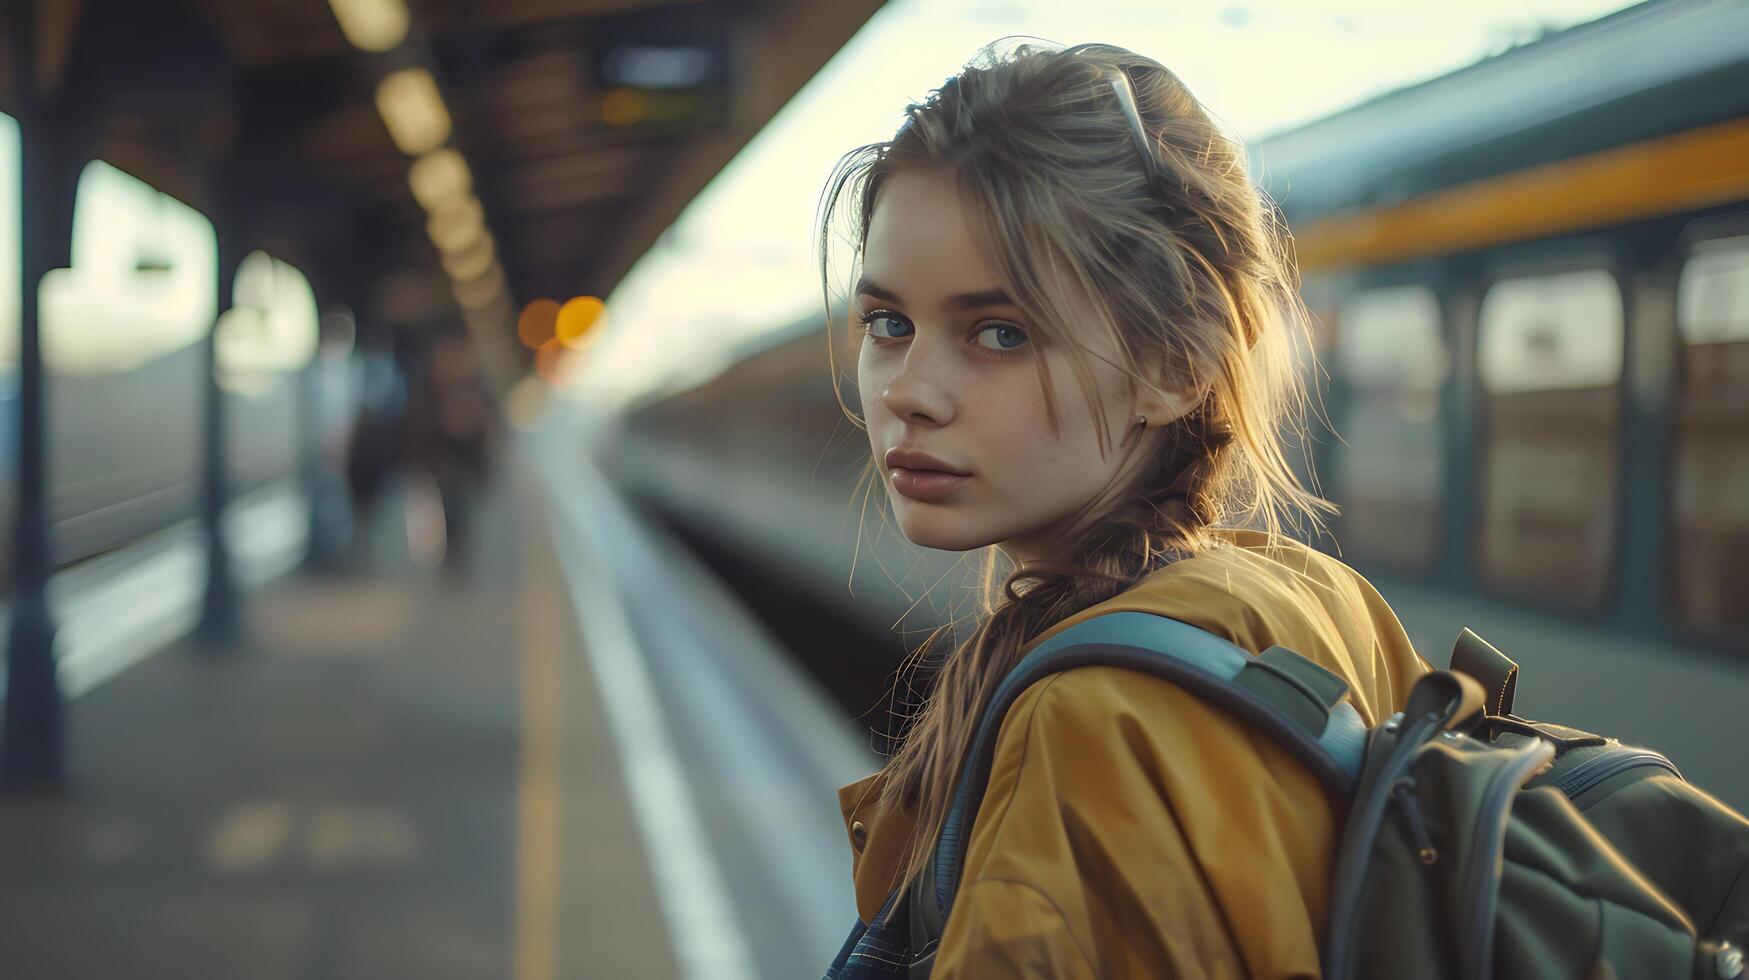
1003,611,1367,789
910,611,1368,975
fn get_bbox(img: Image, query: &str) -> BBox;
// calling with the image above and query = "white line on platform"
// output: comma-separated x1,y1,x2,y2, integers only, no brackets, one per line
540,447,759,980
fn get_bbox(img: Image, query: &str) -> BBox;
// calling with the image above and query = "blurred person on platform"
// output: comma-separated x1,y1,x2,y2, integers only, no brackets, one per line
344,338,408,567
402,333,496,577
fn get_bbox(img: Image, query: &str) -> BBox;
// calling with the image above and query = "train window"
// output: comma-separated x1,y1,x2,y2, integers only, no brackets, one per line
1300,274,1341,354
1475,268,1623,613
40,160,218,375
1332,285,1446,572
1678,235,1749,343
218,251,321,489
1479,269,1624,393
217,250,319,393
1671,234,1749,641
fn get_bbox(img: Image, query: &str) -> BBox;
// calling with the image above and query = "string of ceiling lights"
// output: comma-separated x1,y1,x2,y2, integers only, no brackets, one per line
325,0,519,385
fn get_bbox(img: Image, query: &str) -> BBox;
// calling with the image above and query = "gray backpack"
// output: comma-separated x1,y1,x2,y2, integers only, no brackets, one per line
871,612,1749,980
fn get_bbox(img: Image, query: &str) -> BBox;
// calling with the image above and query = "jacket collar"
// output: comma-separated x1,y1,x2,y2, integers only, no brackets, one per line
837,768,917,924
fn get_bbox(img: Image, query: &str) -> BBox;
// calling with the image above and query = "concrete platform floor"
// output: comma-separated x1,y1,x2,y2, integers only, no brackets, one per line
0,470,681,980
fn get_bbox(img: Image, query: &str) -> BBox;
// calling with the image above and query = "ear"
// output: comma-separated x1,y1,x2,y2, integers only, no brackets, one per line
1133,379,1204,428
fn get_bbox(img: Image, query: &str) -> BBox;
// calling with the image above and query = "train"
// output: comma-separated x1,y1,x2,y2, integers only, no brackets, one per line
604,0,1749,725
0,153,339,580
1267,0,1748,650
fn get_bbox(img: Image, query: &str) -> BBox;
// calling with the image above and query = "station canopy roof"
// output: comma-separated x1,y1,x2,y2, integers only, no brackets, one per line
4,0,886,340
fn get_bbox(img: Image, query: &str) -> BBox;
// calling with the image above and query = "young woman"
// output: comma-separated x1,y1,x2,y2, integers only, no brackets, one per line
817,41,1430,978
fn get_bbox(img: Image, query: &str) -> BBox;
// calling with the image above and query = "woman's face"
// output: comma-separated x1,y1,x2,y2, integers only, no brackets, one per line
856,169,1165,564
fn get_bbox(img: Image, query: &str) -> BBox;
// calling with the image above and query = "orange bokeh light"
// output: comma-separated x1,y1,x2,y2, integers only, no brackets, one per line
555,295,605,349
518,298,560,349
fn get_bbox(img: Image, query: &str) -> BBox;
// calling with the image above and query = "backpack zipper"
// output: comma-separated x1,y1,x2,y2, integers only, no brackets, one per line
1323,713,1441,978
1552,747,1681,803
1390,778,1439,865
1458,737,1557,980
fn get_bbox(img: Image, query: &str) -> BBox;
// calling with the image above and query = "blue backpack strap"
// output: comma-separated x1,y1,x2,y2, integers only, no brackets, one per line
910,611,1368,969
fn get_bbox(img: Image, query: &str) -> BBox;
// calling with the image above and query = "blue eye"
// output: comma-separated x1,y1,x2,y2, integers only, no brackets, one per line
859,310,912,340
974,323,1028,351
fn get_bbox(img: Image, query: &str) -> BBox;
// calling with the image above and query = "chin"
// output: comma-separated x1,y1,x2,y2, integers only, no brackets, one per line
891,504,1000,553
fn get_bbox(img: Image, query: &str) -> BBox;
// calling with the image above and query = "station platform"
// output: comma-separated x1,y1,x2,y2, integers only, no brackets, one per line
0,440,873,980
2,417,1744,980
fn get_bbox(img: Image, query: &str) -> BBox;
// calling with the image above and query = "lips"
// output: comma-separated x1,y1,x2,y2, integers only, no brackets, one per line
884,448,970,476
884,447,971,503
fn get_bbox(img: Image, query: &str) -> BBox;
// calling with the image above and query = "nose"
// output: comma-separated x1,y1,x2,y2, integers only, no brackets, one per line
881,341,956,427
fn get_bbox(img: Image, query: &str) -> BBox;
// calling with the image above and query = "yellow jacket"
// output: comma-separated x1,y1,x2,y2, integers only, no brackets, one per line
836,530,1431,978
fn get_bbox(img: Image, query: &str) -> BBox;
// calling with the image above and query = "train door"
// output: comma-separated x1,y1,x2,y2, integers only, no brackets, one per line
1476,266,1625,613
1331,284,1447,572
1671,232,1749,644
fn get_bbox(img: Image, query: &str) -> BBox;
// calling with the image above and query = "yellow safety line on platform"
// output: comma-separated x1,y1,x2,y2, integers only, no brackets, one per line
515,570,564,980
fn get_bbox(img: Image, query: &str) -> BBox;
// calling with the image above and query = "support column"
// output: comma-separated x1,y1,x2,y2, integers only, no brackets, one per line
300,301,342,571
1610,255,1680,636
197,184,242,647
2,10,81,789
1438,280,1482,591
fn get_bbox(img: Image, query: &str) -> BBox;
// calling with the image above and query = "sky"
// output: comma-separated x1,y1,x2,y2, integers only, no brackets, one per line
568,0,1648,407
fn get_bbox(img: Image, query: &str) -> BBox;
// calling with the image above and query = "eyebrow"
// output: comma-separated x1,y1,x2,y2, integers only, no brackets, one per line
855,276,1016,311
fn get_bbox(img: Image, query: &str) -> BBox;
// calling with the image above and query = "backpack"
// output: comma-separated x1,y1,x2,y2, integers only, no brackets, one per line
823,612,1749,980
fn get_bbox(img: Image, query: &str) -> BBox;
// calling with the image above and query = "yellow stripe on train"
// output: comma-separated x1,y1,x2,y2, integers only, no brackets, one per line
1294,115,1749,271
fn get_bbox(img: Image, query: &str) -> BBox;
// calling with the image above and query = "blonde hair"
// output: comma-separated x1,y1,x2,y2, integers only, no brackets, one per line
816,40,1331,895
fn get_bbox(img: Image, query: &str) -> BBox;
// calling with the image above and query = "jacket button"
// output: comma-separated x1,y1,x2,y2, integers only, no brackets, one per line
850,820,868,850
